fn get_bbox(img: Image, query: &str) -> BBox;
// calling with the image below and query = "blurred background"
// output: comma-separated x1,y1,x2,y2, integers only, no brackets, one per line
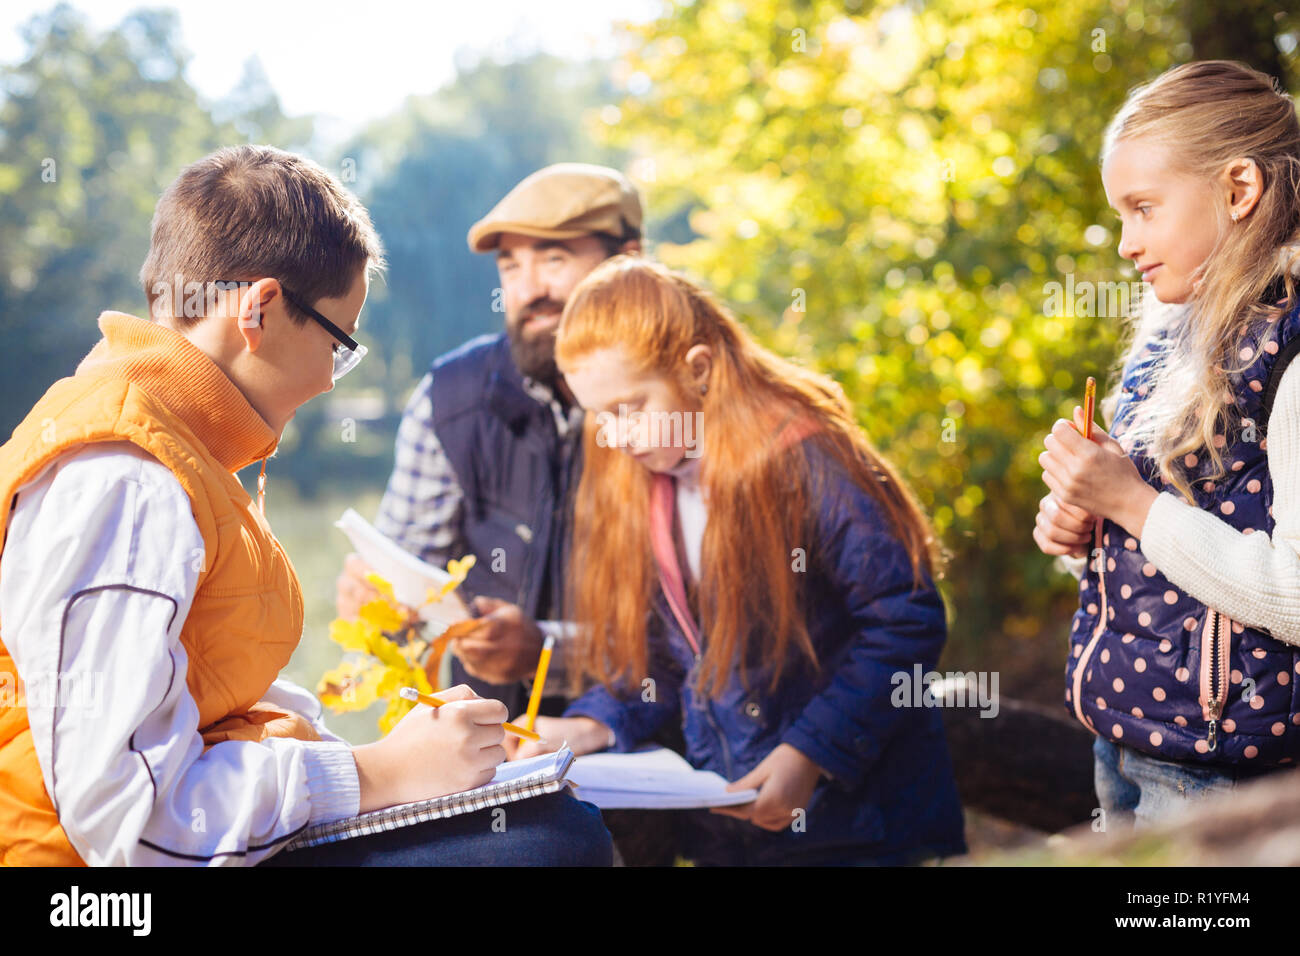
2,0,1297,756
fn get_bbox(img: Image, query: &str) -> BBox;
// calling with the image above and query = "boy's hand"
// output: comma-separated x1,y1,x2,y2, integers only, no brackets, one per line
508,716,611,761
712,743,824,832
352,684,507,812
452,597,544,684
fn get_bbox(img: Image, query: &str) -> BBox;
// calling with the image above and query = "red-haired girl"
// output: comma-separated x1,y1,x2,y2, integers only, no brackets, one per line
514,256,966,865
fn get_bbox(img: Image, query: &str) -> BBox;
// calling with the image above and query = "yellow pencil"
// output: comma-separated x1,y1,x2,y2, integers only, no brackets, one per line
398,686,542,741
522,635,555,736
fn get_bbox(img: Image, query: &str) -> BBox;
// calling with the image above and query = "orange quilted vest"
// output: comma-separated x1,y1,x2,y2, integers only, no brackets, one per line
0,312,316,865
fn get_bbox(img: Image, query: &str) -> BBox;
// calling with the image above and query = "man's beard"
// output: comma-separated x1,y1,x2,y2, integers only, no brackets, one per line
506,298,566,387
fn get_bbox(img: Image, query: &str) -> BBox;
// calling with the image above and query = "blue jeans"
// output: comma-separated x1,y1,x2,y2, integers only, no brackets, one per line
259,792,612,866
1092,736,1261,831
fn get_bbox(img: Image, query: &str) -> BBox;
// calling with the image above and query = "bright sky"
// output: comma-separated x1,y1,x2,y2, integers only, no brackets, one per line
0,0,662,147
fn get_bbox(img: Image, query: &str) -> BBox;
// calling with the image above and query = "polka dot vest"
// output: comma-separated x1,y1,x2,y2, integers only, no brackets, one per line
1066,303,1300,768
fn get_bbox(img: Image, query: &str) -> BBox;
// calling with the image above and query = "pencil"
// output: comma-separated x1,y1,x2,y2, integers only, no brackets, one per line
521,635,555,736
398,686,542,741
1078,376,1096,439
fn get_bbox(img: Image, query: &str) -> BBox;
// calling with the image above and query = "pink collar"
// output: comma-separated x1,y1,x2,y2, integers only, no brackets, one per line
649,471,703,657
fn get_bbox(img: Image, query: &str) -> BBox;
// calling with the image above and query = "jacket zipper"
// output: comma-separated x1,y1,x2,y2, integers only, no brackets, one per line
1199,609,1230,752
689,650,736,781
1071,520,1108,730
662,593,736,780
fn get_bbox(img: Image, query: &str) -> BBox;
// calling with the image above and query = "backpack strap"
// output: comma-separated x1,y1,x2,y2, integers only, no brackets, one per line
1260,332,1300,436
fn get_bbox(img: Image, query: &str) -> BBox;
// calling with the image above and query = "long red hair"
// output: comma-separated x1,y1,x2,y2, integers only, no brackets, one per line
556,257,945,698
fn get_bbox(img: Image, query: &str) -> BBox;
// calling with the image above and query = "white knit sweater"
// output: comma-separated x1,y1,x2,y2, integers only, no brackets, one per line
1059,357,1300,647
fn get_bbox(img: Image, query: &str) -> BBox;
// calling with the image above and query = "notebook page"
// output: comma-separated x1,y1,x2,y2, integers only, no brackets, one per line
568,747,758,805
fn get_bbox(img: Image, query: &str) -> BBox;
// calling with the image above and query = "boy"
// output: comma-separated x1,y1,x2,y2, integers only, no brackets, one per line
0,145,610,866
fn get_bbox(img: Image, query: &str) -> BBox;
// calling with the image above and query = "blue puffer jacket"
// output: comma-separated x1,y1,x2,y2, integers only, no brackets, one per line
565,439,967,864
1066,300,1300,768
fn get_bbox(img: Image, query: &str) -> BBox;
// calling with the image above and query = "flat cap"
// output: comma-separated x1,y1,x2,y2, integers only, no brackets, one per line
467,163,643,253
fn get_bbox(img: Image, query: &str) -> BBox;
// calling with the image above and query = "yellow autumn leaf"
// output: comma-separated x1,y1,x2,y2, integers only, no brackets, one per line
402,638,428,664
448,555,476,579
375,664,410,699
423,554,477,606
358,597,406,634
364,571,396,600
321,557,477,732
379,696,414,735
413,663,435,695
317,660,382,713
368,631,410,670
328,617,376,652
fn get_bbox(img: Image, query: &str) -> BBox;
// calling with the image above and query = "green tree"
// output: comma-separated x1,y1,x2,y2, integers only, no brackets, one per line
0,4,311,441
279,53,624,497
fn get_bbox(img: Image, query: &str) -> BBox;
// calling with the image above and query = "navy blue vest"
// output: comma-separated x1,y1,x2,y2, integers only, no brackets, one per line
428,333,583,623
1066,301,1300,768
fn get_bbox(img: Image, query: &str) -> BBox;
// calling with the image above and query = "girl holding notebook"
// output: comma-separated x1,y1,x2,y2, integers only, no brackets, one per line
513,256,967,865
1036,61,1300,827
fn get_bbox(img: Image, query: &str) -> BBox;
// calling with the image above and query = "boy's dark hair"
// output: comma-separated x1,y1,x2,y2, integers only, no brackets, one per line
140,145,385,326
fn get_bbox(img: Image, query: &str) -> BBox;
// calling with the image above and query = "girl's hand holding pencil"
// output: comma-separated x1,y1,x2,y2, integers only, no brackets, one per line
1038,400,1160,541
1034,405,1100,559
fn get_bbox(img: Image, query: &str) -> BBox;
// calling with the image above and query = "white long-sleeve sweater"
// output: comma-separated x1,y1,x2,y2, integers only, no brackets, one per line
0,441,360,865
1058,357,1300,647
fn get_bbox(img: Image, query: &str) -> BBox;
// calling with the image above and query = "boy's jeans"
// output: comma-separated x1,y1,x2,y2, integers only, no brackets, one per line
1092,736,1264,830
259,792,612,866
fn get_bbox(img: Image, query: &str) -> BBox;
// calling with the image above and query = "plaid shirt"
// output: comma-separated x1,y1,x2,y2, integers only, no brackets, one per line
374,370,581,564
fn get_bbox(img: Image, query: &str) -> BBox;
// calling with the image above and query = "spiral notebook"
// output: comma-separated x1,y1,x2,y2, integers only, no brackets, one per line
285,747,575,851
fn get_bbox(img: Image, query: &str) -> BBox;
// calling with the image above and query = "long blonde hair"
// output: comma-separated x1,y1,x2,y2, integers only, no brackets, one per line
555,257,945,698
1100,60,1300,500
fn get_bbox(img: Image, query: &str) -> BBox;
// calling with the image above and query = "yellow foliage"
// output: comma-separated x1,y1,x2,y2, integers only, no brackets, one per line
363,571,395,600
358,597,406,633
320,560,474,733
328,617,373,652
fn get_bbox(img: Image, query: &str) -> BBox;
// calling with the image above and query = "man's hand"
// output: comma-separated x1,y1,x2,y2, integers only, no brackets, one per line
336,553,379,620
336,552,420,623
452,596,544,684
711,743,825,832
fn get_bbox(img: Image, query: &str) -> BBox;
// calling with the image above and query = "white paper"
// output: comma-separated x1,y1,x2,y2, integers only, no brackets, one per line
335,508,470,628
568,747,758,809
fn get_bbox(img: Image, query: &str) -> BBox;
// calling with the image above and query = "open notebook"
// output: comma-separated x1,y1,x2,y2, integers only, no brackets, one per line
335,508,471,629
567,747,758,809
285,747,575,850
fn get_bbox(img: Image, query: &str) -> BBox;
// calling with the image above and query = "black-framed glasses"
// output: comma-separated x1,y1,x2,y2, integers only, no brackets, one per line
213,280,367,381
